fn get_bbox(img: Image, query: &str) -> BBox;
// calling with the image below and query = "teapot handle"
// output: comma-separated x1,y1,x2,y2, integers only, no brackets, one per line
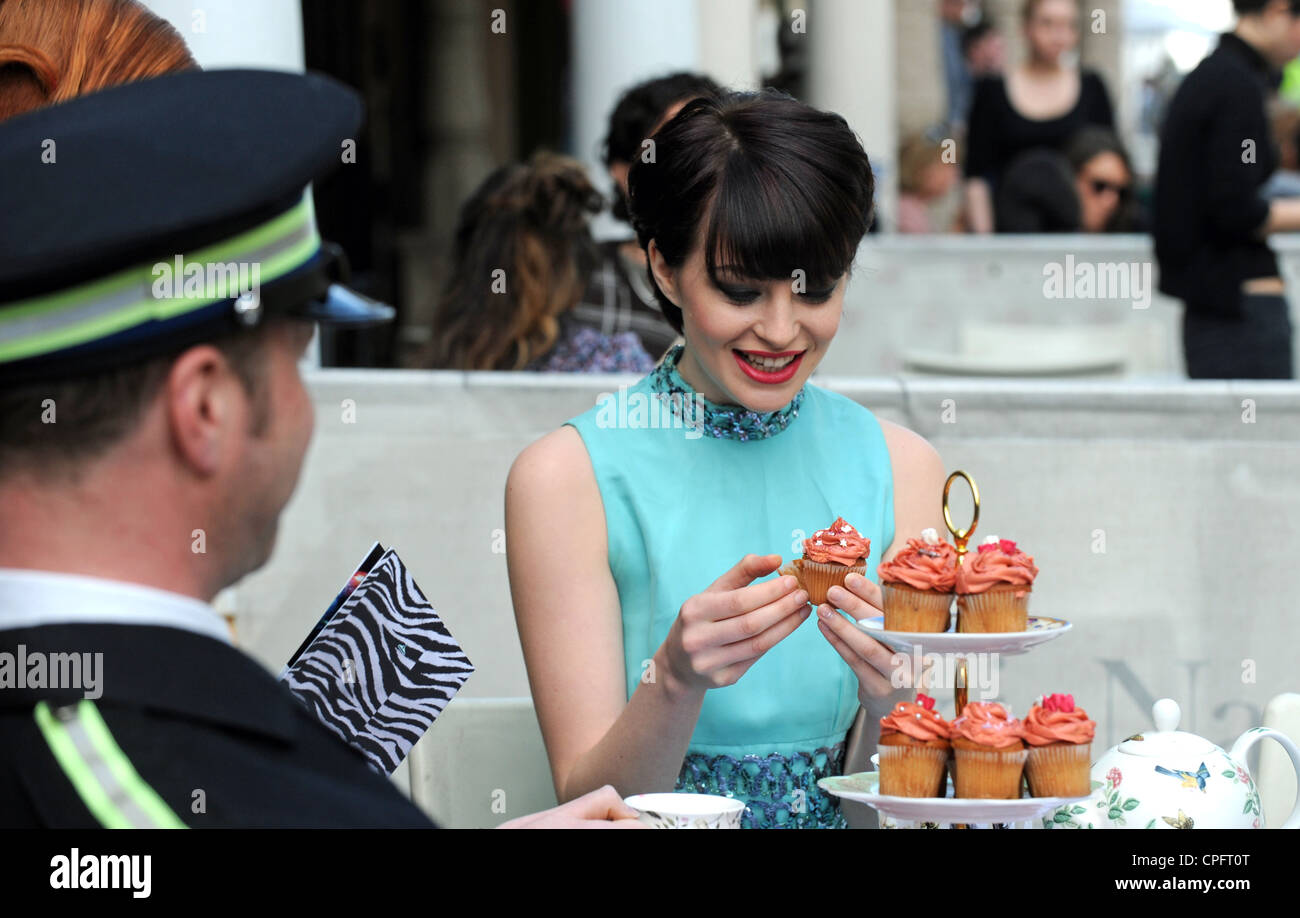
1229,728,1300,829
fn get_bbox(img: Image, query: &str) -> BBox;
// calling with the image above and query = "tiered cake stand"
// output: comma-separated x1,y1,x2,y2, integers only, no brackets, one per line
819,470,1087,828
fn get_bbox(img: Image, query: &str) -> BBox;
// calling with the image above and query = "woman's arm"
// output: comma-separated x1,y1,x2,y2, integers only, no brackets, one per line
962,77,998,234
506,426,809,801
964,178,995,235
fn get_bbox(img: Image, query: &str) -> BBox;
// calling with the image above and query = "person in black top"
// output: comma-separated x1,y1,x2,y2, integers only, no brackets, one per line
1154,0,1300,380
963,0,1115,233
0,70,642,829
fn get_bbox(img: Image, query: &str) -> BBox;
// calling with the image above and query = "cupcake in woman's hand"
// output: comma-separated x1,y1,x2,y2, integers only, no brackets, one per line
954,535,1038,633
950,701,1028,798
783,517,869,606
876,527,956,632
878,693,951,797
1023,693,1095,797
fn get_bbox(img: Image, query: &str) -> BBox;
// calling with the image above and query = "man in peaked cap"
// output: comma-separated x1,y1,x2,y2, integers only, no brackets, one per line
0,69,639,828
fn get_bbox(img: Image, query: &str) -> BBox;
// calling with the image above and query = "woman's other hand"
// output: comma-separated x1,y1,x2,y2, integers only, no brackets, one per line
815,572,924,711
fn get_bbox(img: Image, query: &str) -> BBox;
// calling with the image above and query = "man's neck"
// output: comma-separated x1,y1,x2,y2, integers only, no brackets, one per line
0,473,220,603
1235,21,1277,67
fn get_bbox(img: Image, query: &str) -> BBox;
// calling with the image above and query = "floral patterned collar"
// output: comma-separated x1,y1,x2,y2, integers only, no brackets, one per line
647,345,805,441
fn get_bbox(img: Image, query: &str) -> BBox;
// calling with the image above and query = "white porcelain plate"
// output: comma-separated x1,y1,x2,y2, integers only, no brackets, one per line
818,771,1088,823
852,615,1071,656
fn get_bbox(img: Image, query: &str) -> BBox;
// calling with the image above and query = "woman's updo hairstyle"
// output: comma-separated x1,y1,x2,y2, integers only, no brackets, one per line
626,89,874,334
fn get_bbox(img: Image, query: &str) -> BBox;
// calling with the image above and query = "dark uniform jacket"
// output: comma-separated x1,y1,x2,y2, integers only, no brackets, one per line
0,623,436,828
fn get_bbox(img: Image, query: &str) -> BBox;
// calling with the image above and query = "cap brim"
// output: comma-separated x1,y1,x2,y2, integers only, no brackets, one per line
290,283,395,327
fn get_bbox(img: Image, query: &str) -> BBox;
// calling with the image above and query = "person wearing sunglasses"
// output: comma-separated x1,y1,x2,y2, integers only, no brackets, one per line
1065,126,1137,233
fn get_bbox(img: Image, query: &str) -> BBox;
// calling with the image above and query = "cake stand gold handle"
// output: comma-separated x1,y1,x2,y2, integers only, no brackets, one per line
942,470,980,566
954,657,968,715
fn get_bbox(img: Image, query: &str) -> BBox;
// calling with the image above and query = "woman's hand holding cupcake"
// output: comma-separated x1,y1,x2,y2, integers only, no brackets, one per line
659,553,812,694
813,573,927,710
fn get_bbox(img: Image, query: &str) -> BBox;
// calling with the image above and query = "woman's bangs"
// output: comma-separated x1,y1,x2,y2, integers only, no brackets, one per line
703,157,856,289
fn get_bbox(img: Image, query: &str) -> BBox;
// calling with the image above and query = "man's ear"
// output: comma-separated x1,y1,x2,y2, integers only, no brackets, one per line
165,345,244,477
646,240,681,308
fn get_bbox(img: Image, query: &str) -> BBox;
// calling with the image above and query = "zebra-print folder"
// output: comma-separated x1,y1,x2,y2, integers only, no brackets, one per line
281,548,474,774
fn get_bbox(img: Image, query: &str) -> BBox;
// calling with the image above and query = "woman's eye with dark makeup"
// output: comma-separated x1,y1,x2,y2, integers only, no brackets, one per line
801,287,836,304
716,281,761,305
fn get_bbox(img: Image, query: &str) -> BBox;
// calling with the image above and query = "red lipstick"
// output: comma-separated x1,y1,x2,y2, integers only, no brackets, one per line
733,349,804,385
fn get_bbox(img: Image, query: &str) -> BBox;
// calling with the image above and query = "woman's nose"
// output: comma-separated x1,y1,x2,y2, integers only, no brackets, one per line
755,298,799,349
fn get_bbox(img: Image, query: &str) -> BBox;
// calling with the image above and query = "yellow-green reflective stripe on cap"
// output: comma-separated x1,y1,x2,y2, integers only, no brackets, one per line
0,194,320,364
34,700,188,829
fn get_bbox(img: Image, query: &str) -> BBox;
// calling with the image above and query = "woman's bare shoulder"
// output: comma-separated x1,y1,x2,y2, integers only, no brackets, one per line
506,426,605,529
877,418,943,470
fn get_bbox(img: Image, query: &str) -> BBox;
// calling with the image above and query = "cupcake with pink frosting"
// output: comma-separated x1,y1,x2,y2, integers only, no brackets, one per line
877,693,951,797
1023,693,1095,797
950,701,1028,798
954,535,1039,633
876,527,957,632
783,517,869,607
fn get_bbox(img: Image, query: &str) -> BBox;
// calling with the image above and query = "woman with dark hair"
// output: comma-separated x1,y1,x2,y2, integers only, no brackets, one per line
963,0,1115,233
994,147,1080,232
1065,126,1136,232
565,71,724,362
427,151,653,372
506,91,947,828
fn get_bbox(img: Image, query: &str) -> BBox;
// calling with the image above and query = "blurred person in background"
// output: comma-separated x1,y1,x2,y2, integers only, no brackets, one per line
994,147,1081,232
428,151,654,373
0,0,195,119
938,0,980,131
897,131,962,233
963,0,1114,234
1154,0,1300,380
1065,126,1138,232
591,71,723,361
1263,100,1300,197
962,15,1006,80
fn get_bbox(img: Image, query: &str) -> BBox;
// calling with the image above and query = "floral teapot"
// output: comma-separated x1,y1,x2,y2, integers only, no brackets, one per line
1046,698,1300,829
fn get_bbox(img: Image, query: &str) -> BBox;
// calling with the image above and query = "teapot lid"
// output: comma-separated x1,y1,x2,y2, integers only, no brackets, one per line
1116,699,1217,758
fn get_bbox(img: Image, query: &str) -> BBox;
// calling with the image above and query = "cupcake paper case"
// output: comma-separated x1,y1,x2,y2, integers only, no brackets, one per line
878,693,951,797
954,535,1039,633
950,701,1028,798
876,527,956,632
1023,693,1095,797
783,517,869,606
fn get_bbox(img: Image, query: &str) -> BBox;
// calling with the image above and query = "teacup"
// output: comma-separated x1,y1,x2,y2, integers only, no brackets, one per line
623,792,745,829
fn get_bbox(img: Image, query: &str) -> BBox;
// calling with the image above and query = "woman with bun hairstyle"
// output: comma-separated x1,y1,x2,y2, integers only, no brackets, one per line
0,0,196,121
507,90,948,828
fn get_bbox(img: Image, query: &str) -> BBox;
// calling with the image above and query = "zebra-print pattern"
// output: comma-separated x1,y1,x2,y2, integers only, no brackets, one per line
282,549,474,774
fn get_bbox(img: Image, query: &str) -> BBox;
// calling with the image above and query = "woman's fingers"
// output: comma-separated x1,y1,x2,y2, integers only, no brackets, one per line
714,574,803,621
825,573,882,618
706,580,808,643
706,553,783,594
815,605,896,698
704,600,813,672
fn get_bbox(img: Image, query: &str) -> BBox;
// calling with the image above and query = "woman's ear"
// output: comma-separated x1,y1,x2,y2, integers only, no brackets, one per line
646,240,681,308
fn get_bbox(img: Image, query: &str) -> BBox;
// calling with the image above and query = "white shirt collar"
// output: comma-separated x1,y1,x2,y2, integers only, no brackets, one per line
0,568,232,645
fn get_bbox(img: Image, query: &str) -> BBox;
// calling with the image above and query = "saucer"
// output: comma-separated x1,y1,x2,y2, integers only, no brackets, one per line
852,615,1071,656
818,771,1088,823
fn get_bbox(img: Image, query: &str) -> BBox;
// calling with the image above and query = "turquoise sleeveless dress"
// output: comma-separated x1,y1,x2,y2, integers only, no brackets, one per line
565,346,895,828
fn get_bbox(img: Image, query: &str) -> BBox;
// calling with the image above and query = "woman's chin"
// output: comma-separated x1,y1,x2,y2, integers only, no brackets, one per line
731,378,806,413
